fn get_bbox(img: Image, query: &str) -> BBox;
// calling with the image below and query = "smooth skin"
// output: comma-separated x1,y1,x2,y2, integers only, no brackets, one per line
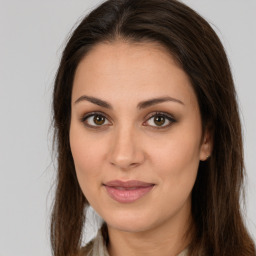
70,41,212,256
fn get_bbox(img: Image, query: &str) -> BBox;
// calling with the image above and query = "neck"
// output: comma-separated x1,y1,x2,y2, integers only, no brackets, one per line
106,207,194,256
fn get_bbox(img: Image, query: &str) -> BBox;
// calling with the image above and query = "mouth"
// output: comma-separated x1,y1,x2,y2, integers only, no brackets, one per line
103,180,155,203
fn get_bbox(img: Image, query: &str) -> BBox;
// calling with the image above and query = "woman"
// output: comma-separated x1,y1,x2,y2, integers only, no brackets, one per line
51,0,256,255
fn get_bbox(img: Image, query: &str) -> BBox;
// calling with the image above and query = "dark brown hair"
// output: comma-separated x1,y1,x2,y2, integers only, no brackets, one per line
51,0,255,255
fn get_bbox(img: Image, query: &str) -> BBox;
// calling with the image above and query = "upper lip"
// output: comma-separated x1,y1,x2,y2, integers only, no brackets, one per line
104,180,154,188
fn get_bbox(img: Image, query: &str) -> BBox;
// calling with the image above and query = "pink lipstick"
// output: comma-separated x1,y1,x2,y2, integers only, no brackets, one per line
103,180,154,203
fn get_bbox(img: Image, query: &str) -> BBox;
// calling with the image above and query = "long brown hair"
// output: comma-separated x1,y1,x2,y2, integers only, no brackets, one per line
51,0,256,255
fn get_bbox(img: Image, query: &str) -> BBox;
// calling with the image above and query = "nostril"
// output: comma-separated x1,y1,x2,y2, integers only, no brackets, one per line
110,159,142,170
108,137,145,169
130,162,139,168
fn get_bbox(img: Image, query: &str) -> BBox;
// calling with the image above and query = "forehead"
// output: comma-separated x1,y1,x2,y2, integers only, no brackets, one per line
72,41,197,108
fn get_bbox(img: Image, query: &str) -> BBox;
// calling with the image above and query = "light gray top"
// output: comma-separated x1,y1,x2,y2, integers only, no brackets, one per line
80,227,189,256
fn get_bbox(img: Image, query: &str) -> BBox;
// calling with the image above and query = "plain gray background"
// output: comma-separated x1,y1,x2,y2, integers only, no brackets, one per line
0,1,255,255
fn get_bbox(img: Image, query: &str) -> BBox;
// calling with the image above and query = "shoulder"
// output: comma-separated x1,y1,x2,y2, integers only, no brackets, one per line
78,240,94,256
78,223,109,256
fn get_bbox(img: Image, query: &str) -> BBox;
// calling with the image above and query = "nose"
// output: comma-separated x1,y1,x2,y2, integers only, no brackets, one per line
108,126,145,170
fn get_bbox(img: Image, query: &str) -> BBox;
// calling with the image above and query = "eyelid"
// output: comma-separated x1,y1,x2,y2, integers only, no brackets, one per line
143,111,176,129
80,111,176,129
80,111,112,128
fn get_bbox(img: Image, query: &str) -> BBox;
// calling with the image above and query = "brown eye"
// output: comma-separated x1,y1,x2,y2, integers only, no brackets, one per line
154,116,165,126
82,113,111,128
93,115,105,125
145,112,176,128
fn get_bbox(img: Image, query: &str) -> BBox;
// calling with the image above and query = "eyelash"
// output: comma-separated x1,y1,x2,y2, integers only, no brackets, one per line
80,111,176,130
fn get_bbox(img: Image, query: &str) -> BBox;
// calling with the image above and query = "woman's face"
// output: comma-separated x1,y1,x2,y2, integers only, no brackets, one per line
70,41,211,233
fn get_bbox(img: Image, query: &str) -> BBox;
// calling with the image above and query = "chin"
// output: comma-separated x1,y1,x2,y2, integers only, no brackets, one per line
107,220,153,233
100,208,166,233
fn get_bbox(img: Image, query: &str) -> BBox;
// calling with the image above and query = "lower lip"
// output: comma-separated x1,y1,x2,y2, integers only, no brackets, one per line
104,185,154,203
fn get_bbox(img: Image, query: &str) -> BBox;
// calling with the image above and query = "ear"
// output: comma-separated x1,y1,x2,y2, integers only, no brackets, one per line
199,127,213,161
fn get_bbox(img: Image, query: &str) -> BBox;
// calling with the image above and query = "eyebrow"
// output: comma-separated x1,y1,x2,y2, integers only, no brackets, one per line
74,95,184,109
75,95,112,109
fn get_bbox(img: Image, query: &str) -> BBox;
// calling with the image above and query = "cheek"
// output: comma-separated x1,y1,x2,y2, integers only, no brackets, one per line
150,129,201,193
69,123,107,193
70,119,106,166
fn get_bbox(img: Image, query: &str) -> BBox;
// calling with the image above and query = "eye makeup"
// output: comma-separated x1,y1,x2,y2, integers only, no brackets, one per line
80,111,112,129
80,110,177,130
143,111,176,129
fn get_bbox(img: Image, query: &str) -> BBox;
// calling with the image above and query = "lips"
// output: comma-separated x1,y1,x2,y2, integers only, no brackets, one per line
103,180,155,203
